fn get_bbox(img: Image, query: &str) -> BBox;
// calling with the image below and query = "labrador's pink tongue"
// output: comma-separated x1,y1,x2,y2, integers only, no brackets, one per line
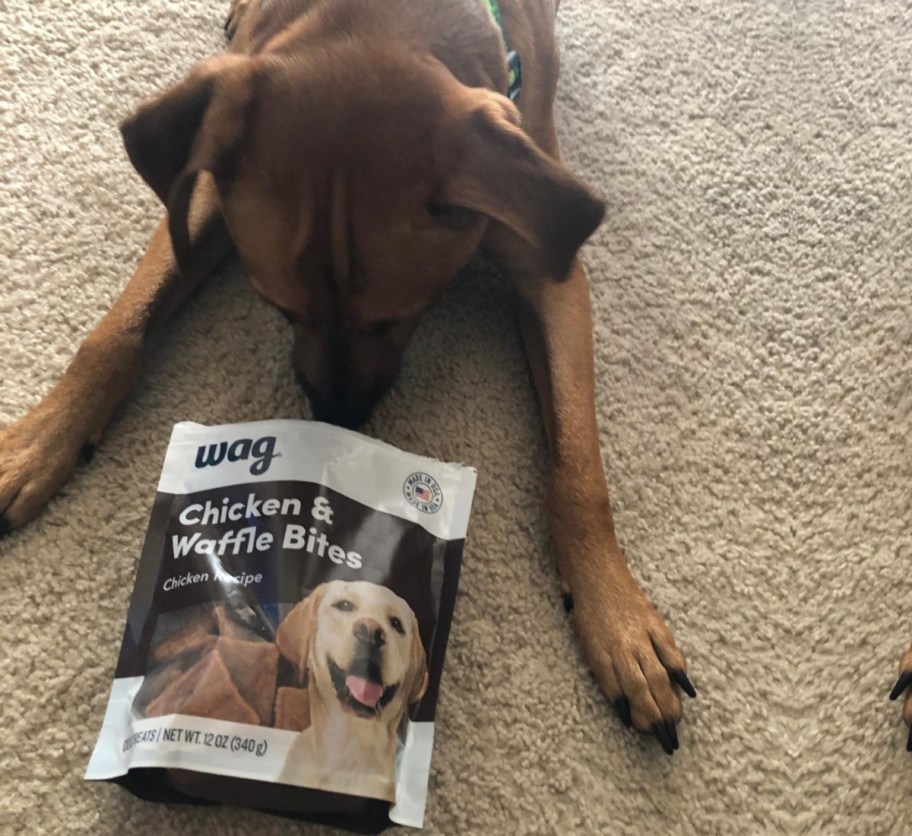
346,675,383,707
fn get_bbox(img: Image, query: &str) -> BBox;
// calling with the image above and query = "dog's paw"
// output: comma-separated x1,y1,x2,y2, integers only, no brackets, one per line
889,641,912,751
224,0,251,41
0,406,92,536
569,575,694,755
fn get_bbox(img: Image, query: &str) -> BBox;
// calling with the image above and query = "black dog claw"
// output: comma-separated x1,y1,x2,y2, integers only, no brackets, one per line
614,697,632,728
652,722,675,756
890,671,912,702
666,720,679,751
81,442,96,464
562,593,574,613
672,669,697,699
0,514,11,539
906,726,912,754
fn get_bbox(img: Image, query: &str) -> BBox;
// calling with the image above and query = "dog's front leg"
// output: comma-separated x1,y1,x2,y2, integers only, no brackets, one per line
515,259,695,753
0,177,231,534
889,644,912,750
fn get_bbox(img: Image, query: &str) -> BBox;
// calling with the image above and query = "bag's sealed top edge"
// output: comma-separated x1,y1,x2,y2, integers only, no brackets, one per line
159,420,478,543
169,420,477,476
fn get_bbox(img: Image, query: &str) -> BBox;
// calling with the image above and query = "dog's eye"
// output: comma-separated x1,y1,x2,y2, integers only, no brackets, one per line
426,202,478,232
360,319,394,338
333,600,355,612
390,617,405,635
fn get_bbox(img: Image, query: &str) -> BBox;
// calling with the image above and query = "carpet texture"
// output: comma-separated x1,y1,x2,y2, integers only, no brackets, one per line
2,1,912,833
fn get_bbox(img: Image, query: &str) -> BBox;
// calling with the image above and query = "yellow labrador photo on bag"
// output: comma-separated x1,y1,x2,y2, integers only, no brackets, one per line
275,581,430,801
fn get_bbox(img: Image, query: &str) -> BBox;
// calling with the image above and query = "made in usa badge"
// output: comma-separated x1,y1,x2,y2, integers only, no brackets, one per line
403,473,443,514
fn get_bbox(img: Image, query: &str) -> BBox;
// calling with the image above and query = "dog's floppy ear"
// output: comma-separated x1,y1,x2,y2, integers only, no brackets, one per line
437,92,605,282
407,617,429,705
276,585,326,685
120,54,257,272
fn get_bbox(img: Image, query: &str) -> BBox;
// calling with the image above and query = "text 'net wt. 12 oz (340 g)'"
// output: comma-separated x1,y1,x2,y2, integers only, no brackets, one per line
86,420,478,833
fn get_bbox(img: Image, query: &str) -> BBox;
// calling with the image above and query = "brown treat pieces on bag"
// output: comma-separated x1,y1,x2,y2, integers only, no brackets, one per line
135,637,217,715
214,605,269,643
214,637,279,725
146,649,259,725
149,606,217,665
134,659,186,717
274,686,311,732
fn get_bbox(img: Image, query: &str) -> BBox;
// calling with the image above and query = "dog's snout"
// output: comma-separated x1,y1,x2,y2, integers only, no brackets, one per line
294,373,379,430
353,617,386,647
311,398,374,431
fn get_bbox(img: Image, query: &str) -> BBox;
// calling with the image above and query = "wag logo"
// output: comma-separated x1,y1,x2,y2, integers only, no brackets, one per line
194,435,281,476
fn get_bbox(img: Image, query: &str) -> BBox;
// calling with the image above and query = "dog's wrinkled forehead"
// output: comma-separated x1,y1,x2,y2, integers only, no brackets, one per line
246,47,452,182
222,50,484,322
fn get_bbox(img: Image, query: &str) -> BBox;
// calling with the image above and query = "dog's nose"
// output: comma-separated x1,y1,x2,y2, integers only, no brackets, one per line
353,618,386,648
310,399,374,431
295,374,376,430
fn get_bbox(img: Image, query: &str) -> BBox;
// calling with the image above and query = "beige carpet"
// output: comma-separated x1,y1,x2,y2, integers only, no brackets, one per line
2,0,912,833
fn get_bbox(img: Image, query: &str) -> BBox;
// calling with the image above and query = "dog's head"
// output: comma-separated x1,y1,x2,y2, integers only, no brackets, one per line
120,46,604,428
276,581,428,723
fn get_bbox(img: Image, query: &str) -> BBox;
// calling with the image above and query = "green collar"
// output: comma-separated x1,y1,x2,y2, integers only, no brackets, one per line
481,0,522,101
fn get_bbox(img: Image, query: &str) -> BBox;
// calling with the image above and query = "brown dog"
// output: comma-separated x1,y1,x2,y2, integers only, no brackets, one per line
0,0,694,753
